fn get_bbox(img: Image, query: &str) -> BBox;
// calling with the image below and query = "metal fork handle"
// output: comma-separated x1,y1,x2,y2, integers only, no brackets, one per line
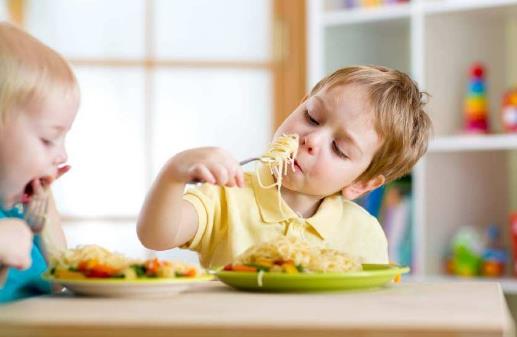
239,157,260,166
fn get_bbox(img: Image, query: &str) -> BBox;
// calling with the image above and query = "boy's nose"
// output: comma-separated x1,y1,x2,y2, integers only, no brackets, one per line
53,147,68,165
302,134,320,155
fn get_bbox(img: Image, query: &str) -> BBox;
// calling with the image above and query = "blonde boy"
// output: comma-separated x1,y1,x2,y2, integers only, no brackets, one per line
137,65,431,268
0,22,79,302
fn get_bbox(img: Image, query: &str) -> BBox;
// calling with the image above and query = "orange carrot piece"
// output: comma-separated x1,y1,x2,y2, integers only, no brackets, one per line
232,264,257,272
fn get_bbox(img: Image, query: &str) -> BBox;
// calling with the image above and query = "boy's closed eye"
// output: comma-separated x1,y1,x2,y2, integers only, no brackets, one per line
304,110,349,160
332,141,349,159
40,138,54,146
304,110,319,125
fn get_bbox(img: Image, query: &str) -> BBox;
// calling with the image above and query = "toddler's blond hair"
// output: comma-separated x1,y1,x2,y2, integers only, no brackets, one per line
0,22,78,125
310,65,432,183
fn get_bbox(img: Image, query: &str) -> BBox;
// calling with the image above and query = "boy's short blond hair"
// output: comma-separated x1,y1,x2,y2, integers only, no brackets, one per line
310,65,432,184
0,22,78,125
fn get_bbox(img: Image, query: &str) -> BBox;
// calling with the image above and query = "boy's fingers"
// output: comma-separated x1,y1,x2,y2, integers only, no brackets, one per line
188,165,216,184
236,168,245,188
225,166,238,187
230,165,244,188
210,164,230,186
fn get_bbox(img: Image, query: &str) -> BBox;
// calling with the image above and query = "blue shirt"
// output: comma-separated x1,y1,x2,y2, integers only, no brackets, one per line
0,205,51,303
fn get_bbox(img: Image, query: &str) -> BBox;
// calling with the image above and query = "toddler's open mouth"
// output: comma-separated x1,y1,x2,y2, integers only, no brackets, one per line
21,177,52,204
21,182,34,204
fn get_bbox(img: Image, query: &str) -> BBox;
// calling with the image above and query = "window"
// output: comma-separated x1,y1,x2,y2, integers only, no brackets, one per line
20,0,273,261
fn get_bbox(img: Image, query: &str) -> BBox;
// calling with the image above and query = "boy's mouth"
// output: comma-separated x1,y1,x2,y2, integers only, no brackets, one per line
294,160,303,173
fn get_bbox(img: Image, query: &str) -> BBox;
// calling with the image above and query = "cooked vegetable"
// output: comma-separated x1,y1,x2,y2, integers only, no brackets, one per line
49,245,205,280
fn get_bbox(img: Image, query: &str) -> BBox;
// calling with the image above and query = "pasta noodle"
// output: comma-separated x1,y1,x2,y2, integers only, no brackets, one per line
231,236,362,273
51,245,133,271
256,133,299,191
256,134,299,213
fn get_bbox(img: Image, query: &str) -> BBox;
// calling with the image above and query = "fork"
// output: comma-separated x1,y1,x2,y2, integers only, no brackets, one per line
24,192,50,234
238,158,259,166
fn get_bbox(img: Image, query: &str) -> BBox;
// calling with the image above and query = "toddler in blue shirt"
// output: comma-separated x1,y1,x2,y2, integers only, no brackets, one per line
0,22,79,302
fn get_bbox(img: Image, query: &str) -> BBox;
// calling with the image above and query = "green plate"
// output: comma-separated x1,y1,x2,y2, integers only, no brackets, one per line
215,264,409,292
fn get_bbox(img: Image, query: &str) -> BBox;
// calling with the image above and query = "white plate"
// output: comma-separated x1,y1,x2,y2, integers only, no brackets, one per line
45,275,214,298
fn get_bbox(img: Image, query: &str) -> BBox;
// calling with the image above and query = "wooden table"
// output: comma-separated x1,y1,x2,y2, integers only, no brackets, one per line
0,281,514,337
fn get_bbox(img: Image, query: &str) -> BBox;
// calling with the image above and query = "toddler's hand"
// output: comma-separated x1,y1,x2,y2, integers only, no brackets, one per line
168,147,245,188
0,220,33,270
38,165,71,190
55,164,71,181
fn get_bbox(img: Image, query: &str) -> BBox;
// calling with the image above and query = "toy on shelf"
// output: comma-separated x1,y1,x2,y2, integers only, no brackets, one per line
464,63,489,134
342,0,409,9
480,225,507,277
445,224,510,278
502,88,517,133
445,226,483,277
361,0,383,7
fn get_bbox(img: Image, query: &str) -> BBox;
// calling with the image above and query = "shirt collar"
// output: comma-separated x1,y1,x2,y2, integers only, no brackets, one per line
250,165,343,240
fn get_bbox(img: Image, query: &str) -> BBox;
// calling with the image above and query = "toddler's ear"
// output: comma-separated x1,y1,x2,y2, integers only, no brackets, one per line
341,175,385,200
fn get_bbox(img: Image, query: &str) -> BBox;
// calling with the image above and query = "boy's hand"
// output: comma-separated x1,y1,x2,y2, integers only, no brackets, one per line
0,220,33,270
38,165,71,190
167,147,245,188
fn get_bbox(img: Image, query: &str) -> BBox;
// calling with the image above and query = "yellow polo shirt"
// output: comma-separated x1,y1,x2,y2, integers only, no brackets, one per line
183,166,388,269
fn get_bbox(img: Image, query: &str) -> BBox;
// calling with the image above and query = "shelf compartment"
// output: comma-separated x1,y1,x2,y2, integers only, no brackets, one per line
324,18,411,75
422,151,513,276
424,5,517,135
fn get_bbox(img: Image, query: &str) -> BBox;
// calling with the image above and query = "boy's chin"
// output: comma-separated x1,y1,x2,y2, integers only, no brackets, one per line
278,178,302,194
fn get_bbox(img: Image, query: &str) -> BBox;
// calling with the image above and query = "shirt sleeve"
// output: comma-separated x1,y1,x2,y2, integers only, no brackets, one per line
341,201,389,264
182,183,223,255
361,215,389,264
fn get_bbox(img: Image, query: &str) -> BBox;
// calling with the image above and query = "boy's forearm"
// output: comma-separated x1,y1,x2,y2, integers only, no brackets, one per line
137,164,190,250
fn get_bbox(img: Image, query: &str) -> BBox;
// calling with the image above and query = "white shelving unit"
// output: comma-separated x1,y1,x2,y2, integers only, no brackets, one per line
429,134,517,152
308,0,517,292
323,3,412,25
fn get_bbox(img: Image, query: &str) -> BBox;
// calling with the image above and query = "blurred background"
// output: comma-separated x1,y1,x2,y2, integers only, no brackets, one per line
2,0,517,307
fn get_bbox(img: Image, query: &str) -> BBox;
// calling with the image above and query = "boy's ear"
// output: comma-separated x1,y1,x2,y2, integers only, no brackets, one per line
341,175,385,200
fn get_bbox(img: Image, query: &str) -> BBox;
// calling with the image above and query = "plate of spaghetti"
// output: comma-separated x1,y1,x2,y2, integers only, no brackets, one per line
216,236,409,292
45,245,212,297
